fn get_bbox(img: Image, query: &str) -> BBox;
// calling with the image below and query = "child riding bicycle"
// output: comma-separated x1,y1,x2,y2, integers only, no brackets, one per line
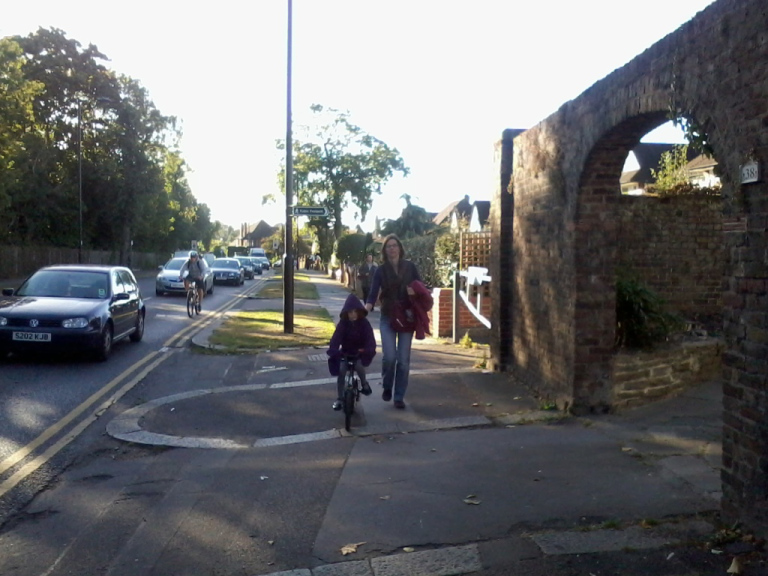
327,294,376,411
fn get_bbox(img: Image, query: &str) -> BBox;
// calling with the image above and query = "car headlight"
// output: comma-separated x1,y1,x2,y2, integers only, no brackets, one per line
62,317,89,329
0,317,7,326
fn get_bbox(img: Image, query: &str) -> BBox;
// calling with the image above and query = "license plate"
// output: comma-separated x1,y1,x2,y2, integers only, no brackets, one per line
13,332,51,342
171,282,184,288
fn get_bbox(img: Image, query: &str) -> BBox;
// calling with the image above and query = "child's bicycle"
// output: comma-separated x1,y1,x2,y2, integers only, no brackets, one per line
341,354,362,432
183,277,201,318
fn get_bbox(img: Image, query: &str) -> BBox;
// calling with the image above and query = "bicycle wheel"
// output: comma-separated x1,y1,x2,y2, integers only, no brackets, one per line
343,386,355,432
186,290,195,318
195,293,201,314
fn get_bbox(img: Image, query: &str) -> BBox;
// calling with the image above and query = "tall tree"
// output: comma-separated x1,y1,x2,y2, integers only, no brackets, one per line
0,37,43,219
380,194,435,238
276,105,409,254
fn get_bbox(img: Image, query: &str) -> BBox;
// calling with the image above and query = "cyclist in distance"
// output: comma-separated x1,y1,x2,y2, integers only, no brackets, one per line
179,250,208,310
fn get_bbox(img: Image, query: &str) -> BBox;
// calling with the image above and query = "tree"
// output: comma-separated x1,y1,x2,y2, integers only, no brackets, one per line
0,27,203,259
380,194,435,239
649,144,690,192
276,104,409,255
0,37,44,216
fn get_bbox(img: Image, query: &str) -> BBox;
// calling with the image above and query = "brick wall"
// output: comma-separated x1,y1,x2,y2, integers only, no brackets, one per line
617,195,724,318
431,288,493,339
490,0,768,534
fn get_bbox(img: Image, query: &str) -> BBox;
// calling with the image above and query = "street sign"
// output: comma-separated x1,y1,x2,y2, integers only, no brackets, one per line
292,206,328,217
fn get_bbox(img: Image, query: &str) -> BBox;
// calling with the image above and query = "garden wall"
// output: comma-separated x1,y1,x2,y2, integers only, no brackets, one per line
617,194,724,318
613,338,724,409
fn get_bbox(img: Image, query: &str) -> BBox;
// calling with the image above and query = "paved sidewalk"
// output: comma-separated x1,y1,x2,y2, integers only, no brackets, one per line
102,270,745,575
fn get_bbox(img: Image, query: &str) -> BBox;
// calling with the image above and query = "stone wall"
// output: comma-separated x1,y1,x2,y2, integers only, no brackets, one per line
613,339,724,409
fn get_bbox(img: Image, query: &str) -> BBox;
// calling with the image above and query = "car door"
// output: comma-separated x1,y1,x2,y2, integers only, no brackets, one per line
110,270,134,337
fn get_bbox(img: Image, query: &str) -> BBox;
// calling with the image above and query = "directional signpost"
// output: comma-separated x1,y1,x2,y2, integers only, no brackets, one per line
292,206,329,217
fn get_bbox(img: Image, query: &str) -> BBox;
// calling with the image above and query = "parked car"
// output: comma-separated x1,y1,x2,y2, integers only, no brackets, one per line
156,257,214,296
0,265,145,361
245,257,263,275
254,256,271,270
211,258,245,286
234,256,258,279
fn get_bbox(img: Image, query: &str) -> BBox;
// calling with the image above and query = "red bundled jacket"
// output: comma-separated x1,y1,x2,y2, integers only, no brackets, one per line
408,280,433,340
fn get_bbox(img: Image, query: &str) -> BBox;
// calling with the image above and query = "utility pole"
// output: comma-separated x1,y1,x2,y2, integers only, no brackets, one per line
283,0,295,334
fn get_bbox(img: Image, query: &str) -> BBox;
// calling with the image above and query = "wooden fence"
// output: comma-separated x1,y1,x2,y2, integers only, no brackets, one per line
0,245,168,282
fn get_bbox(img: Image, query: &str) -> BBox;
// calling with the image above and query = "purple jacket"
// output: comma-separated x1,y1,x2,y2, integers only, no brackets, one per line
327,293,377,376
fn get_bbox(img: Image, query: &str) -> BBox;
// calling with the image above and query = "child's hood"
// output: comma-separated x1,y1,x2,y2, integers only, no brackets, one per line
340,293,367,318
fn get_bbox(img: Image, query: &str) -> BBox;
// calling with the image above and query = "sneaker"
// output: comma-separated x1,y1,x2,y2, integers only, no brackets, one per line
382,389,392,402
332,400,342,411
361,381,372,396
394,400,406,410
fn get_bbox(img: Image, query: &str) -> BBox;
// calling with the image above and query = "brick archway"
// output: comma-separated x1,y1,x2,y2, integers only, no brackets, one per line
490,0,768,534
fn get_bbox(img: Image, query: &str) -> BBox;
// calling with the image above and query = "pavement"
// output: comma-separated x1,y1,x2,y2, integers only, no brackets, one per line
97,270,765,575
9,269,758,574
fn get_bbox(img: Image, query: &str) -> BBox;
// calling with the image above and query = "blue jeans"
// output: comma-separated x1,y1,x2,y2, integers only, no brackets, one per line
379,316,414,401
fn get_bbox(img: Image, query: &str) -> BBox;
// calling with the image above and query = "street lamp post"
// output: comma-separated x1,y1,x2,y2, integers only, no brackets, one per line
77,98,83,264
284,0,295,334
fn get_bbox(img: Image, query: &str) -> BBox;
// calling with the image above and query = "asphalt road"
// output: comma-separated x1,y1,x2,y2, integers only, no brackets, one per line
0,272,270,526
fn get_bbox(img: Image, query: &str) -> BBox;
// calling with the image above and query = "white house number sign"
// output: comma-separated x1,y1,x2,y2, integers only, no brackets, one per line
740,160,760,184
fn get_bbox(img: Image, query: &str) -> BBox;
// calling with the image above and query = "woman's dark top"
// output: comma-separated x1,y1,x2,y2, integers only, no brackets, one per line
366,259,421,318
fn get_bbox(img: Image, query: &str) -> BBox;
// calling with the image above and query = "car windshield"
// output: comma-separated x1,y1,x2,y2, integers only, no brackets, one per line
163,258,186,271
218,260,239,270
17,270,110,299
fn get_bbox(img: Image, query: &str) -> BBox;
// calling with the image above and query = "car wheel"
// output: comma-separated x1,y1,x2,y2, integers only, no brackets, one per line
94,323,113,361
156,289,164,296
207,282,214,295
129,310,145,343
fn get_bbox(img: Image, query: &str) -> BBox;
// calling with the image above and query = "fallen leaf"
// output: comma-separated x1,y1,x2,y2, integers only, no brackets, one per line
268,540,274,545
486,403,493,406
260,476,269,480
403,547,415,552
727,557,742,574
471,403,480,407
666,552,675,560
340,542,366,556
621,447,633,452
711,549,723,555
430,448,437,452
463,497,482,505
380,495,390,500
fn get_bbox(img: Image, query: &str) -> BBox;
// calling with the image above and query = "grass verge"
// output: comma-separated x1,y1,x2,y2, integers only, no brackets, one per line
203,273,336,354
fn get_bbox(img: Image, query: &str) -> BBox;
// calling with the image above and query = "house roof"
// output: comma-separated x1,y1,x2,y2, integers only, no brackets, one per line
686,154,717,172
432,201,461,225
243,220,277,243
622,143,698,185
433,195,473,226
473,201,490,226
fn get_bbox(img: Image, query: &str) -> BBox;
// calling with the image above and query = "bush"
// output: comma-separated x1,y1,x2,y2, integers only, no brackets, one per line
615,276,684,348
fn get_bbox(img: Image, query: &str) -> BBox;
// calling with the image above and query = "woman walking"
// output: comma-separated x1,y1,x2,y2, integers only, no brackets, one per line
365,234,423,409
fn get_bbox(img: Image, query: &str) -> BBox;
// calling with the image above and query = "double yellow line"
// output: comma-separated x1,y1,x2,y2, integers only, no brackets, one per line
0,282,261,498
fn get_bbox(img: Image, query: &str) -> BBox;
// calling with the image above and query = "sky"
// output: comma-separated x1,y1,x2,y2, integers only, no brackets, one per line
3,0,714,232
